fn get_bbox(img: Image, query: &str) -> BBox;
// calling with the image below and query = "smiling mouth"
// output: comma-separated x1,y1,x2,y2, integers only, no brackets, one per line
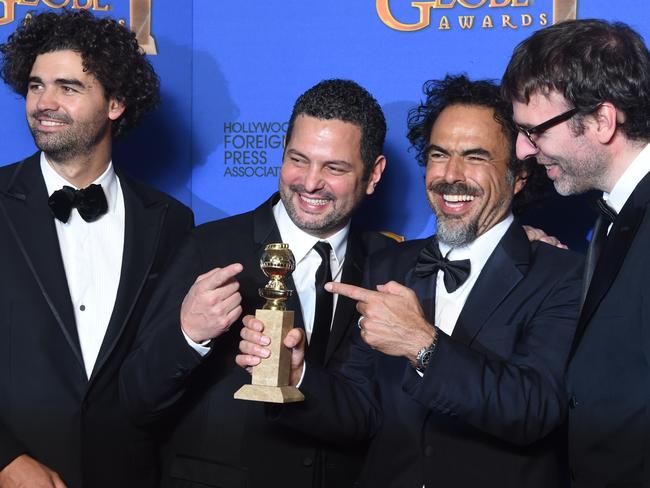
443,194,475,203
299,193,331,207
38,119,67,127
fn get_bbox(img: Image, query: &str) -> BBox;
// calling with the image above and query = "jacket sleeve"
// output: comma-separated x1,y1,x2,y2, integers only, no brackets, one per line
271,329,382,444
402,256,583,445
119,232,209,425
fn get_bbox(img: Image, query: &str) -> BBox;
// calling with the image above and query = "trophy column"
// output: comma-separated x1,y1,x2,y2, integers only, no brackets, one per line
130,0,157,55
234,243,304,403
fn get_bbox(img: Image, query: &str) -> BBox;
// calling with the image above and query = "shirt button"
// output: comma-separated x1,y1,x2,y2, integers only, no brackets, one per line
79,305,86,311
424,445,434,457
569,395,578,409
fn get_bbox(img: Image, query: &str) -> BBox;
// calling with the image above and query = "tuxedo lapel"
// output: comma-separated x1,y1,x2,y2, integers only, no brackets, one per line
90,174,167,381
252,194,305,329
325,231,364,362
452,224,528,347
570,180,649,357
0,153,83,368
406,239,436,324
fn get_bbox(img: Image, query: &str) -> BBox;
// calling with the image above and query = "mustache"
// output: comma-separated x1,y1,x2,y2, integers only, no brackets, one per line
288,184,335,201
30,110,72,124
427,182,483,197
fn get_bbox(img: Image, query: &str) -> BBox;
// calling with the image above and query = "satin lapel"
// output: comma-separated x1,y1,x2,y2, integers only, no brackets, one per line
452,224,528,347
570,202,646,358
0,154,83,367
406,239,436,325
89,176,167,381
252,193,305,329
324,231,364,362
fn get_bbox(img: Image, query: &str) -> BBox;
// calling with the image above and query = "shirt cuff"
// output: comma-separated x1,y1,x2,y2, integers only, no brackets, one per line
181,328,211,357
295,361,307,388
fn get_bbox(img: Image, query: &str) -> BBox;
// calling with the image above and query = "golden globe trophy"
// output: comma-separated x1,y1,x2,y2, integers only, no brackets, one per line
234,243,304,403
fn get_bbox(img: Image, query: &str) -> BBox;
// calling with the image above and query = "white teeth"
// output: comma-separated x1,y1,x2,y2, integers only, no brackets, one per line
300,195,328,206
443,194,475,203
40,120,65,126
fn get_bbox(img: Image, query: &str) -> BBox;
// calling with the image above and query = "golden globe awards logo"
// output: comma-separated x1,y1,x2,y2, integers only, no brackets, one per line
377,0,578,31
0,0,157,54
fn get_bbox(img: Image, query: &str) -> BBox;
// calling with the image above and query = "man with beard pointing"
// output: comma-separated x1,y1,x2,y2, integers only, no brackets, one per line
238,75,583,487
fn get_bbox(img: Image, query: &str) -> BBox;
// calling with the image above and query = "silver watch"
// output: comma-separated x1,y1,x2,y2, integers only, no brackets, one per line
415,335,437,373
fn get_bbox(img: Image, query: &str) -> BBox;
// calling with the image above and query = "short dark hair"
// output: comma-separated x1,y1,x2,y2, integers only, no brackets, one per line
407,74,546,215
285,79,386,179
502,19,650,142
0,9,160,139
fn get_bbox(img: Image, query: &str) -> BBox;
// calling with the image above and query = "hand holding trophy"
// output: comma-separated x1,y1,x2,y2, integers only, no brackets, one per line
234,243,304,403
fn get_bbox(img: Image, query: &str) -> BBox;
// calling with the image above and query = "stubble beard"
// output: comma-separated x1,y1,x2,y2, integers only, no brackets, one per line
29,111,109,164
279,183,354,237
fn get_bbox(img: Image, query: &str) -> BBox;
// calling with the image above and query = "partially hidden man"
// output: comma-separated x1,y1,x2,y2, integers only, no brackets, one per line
120,79,395,487
0,10,193,488
503,19,650,487
238,75,583,488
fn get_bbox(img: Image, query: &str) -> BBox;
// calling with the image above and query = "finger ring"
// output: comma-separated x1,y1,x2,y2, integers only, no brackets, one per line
357,316,364,329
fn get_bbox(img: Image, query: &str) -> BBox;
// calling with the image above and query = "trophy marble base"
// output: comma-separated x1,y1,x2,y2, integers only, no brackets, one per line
234,384,304,403
234,308,304,403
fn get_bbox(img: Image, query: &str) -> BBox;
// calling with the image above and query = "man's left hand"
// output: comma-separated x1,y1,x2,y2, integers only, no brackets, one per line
325,281,436,364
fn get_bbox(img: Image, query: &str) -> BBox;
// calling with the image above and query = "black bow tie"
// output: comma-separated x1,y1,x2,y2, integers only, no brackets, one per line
415,238,471,293
48,184,108,223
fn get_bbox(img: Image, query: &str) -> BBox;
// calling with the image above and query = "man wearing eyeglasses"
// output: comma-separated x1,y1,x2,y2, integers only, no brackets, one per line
238,75,583,488
502,19,650,487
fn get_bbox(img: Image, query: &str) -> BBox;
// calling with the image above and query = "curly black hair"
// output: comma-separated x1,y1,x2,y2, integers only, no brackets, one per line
285,79,386,180
0,9,159,139
407,74,547,215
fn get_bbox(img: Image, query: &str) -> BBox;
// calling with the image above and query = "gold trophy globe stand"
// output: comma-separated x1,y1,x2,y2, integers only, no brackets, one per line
234,243,304,403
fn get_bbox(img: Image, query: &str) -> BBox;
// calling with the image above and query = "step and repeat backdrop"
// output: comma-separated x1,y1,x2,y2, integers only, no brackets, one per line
0,0,644,250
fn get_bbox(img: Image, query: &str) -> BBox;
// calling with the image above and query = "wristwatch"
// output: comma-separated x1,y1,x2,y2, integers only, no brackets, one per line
415,333,438,373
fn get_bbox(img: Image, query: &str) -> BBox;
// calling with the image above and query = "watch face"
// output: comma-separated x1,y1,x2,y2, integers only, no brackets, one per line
421,349,433,368
416,345,434,372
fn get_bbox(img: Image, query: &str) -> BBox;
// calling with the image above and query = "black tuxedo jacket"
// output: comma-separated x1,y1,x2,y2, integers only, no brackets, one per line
0,153,193,488
567,171,650,487
120,193,396,488
287,223,583,488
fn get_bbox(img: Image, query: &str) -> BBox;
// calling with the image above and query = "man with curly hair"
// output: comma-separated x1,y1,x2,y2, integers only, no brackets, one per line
0,10,193,488
238,75,583,487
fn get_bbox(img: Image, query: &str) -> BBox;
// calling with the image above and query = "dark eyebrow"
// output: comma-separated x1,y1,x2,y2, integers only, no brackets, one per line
28,76,85,89
286,148,353,168
460,148,492,158
285,148,310,161
426,144,492,158
425,144,450,156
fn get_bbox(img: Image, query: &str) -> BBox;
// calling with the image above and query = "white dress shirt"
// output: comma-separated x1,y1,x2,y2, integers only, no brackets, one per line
273,200,348,342
603,143,650,233
435,214,513,336
41,153,125,378
186,199,349,356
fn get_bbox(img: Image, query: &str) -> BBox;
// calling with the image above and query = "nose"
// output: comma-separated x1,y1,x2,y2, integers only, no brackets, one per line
443,156,465,183
303,164,325,192
515,132,539,160
35,86,59,112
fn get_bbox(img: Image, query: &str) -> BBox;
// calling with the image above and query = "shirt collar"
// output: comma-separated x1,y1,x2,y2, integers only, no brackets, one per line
272,199,349,267
604,143,650,214
438,213,513,265
40,152,118,213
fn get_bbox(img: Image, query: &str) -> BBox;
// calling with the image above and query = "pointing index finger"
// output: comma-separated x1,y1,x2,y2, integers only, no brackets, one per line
325,281,375,303
197,263,243,290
